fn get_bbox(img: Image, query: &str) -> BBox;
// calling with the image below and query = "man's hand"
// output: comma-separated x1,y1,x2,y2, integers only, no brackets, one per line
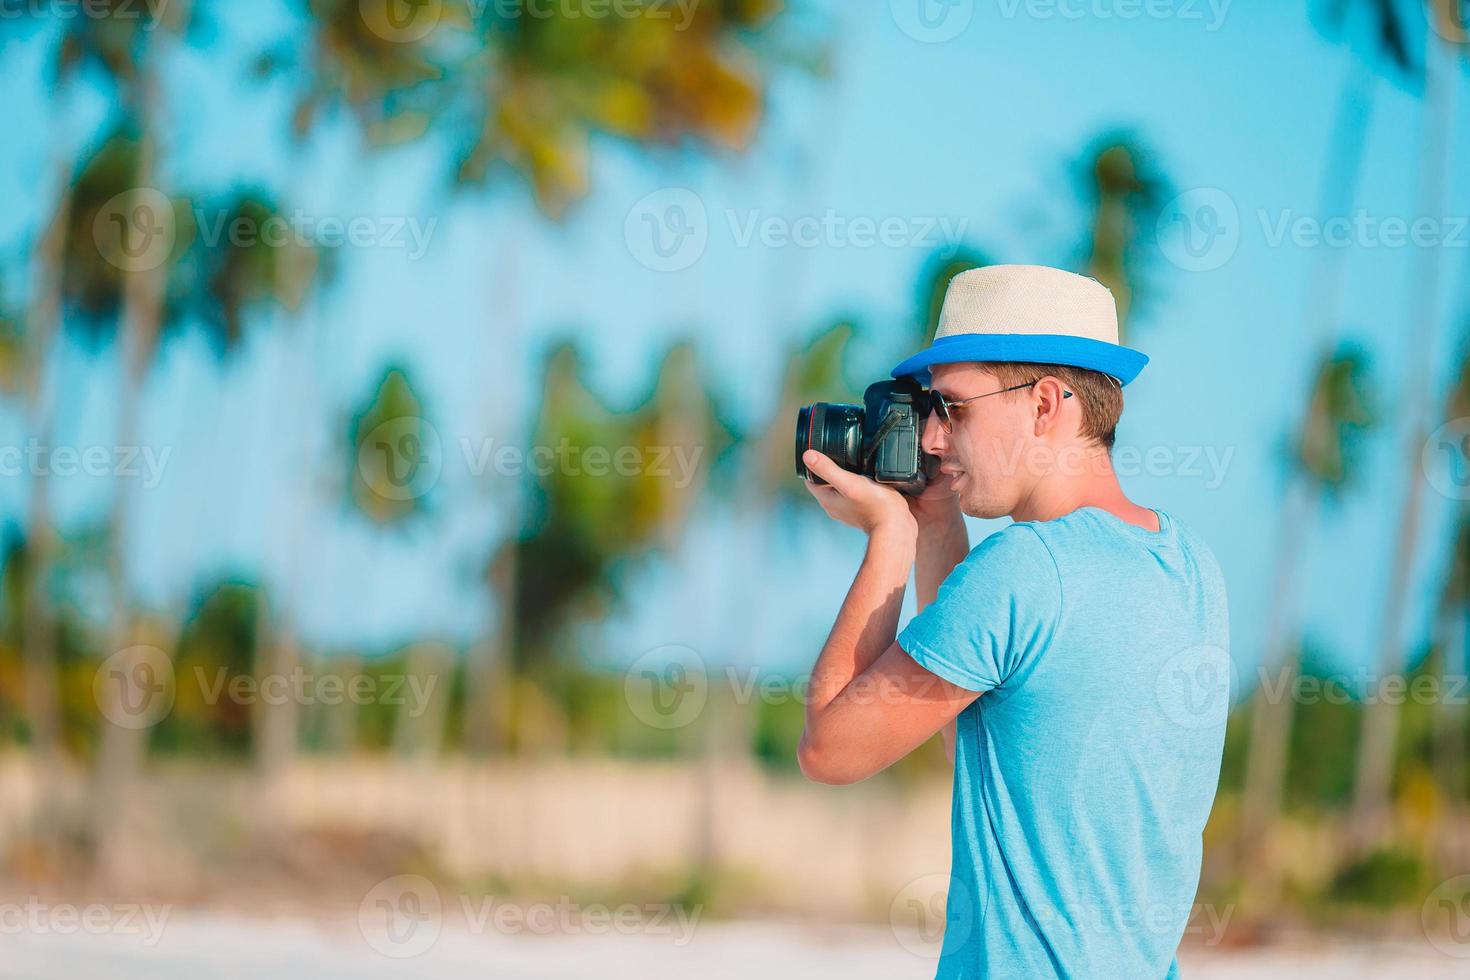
907,470,961,528
802,450,915,538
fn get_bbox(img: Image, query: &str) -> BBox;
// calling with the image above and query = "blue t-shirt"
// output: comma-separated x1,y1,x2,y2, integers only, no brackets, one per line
898,507,1229,980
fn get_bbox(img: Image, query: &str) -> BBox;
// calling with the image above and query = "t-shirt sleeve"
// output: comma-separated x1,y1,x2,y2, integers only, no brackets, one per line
897,523,1062,693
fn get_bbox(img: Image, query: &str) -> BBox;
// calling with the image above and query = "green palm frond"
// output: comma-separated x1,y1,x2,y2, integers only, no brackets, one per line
0,272,22,395
755,319,859,497
914,247,991,348
272,0,456,143
1316,0,1415,73
347,364,436,525
1296,343,1376,494
174,191,321,356
1074,132,1168,337
509,338,733,656
60,126,196,343
454,0,799,216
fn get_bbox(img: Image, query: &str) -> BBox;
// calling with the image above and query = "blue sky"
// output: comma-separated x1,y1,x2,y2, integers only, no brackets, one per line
3,0,1470,687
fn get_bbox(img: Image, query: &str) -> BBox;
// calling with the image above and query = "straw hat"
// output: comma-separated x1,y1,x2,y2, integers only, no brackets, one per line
891,265,1147,385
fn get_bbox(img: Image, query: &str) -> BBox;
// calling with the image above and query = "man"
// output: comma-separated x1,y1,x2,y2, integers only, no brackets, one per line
797,265,1229,979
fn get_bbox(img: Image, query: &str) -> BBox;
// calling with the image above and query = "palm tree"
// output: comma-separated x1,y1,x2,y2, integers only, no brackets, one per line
1073,133,1167,332
442,1,811,751
344,365,439,753
1238,347,1375,898
451,0,795,216
1234,0,1413,880
176,190,322,790
0,0,188,812
1431,351,1470,865
1349,2,1466,848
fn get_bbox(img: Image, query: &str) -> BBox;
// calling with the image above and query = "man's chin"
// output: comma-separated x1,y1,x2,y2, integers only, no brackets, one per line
958,497,1009,521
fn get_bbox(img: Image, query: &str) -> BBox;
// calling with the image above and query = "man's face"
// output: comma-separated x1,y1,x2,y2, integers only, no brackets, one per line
921,363,1037,519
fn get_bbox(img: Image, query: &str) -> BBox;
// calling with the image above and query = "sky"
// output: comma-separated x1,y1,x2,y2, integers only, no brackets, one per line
3,0,1470,690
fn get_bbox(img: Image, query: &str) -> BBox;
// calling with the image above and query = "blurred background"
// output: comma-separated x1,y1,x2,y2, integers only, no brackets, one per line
2,0,1470,976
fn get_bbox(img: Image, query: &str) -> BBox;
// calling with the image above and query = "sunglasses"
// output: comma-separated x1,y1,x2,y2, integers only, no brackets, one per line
930,380,1073,433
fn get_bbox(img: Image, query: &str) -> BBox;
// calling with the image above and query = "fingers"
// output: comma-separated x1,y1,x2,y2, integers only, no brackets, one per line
801,450,864,495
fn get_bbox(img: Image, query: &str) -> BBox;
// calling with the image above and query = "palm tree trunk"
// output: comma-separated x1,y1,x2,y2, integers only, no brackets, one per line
464,230,523,756
1431,595,1467,865
1239,479,1317,881
1237,50,1375,887
465,547,514,755
90,161,166,888
1349,18,1457,850
22,153,73,774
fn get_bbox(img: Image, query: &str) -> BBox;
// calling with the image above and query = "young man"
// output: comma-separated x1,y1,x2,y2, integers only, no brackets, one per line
798,265,1229,978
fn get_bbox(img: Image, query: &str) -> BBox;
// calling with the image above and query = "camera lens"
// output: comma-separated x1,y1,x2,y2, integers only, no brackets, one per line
794,402,864,483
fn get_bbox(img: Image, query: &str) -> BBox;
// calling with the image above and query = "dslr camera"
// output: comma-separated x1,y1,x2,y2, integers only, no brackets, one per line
794,378,939,497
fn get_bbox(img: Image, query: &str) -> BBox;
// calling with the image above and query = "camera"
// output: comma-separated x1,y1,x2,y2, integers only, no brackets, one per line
794,378,939,496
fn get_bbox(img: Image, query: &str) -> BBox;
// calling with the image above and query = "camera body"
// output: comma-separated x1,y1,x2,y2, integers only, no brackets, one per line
795,378,938,496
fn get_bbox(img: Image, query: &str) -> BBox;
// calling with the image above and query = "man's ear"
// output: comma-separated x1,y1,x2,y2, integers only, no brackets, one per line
1032,375,1072,436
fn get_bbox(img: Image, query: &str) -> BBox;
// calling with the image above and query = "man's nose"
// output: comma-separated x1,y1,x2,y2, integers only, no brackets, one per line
921,410,946,456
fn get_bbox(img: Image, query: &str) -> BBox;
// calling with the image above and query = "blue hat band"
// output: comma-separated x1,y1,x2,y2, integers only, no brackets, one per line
891,333,1148,385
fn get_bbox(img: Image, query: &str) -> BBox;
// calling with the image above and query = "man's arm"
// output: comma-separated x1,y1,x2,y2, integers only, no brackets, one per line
911,492,970,762
797,452,980,785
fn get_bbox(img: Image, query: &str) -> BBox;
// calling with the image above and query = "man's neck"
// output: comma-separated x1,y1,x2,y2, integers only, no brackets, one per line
1010,449,1159,532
